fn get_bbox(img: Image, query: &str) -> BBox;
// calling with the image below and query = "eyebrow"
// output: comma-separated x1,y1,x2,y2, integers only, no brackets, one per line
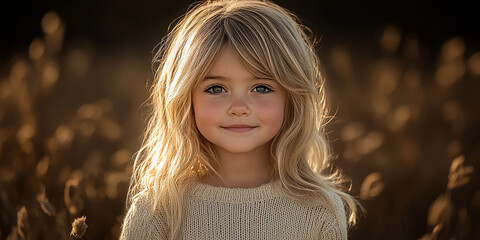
203,76,273,81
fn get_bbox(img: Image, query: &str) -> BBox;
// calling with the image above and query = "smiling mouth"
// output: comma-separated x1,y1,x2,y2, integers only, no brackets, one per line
221,126,257,133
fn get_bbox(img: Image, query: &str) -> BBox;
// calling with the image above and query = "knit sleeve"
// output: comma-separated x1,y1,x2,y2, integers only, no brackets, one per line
319,220,347,240
119,196,167,240
317,194,348,240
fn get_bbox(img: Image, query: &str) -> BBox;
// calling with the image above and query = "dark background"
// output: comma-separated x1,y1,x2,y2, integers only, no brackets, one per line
1,0,479,239
2,0,479,60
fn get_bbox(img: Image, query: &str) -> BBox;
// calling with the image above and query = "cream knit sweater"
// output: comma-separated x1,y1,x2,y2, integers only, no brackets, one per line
120,180,348,239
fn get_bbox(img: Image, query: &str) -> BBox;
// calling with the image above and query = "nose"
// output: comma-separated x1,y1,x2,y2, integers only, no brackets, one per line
227,96,250,117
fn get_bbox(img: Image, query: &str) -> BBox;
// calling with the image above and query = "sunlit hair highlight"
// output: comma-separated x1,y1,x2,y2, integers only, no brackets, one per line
127,0,360,239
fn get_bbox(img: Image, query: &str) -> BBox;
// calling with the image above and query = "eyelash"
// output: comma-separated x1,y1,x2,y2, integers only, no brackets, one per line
204,84,274,95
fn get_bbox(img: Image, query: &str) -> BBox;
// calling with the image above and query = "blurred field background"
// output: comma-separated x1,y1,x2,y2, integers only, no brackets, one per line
0,0,479,239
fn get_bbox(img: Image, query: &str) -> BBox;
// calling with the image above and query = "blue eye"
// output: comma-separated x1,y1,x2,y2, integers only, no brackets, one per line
252,85,273,94
205,85,226,94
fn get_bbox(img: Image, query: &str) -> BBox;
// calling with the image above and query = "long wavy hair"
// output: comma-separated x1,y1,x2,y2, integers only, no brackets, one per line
127,0,359,238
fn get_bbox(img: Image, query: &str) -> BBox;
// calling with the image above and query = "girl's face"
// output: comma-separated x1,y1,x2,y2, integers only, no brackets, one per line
192,45,286,155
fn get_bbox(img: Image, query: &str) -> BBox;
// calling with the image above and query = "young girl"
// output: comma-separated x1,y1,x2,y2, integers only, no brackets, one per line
120,0,359,239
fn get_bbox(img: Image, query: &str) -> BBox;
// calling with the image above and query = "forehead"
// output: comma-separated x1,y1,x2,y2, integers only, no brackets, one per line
202,45,274,83
203,75,273,82
207,45,248,74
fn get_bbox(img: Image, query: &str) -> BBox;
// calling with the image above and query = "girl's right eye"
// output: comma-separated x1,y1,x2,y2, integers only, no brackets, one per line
205,85,226,94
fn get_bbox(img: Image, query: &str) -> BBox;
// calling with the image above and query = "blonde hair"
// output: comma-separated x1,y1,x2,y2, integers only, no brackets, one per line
127,0,359,238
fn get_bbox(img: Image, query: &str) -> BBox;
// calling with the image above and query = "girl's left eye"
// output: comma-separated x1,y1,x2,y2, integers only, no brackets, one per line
252,85,273,94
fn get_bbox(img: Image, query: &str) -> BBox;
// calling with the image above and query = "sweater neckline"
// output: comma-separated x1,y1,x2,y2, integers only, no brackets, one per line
187,180,280,203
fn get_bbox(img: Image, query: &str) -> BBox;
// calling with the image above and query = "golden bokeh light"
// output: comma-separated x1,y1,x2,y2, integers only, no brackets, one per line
380,25,401,53
99,118,122,140
10,60,28,82
427,194,452,227
42,61,59,93
372,61,399,95
441,37,465,62
436,60,465,88
29,38,45,60
467,52,480,76
42,11,61,35
0,80,12,101
55,125,74,145
35,155,50,177
65,46,92,78
111,148,132,168
330,46,353,80
341,122,365,142
360,172,384,200
76,103,104,120
357,131,383,155
448,155,474,190
387,105,411,132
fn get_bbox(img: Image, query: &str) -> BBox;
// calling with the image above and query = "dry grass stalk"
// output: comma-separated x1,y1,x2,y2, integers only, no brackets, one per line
16,206,28,240
70,216,88,238
36,191,56,216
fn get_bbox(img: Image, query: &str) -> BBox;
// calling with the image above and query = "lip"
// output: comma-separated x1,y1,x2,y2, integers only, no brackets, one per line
221,124,257,133
224,124,255,128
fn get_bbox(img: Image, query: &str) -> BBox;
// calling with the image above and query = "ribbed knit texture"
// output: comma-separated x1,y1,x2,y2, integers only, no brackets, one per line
120,180,348,239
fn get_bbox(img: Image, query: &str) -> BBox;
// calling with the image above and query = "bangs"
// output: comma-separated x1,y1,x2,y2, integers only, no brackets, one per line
223,18,274,80
175,1,314,96
220,7,313,93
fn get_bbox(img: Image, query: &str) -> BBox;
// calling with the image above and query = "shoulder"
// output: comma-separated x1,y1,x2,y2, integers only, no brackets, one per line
276,189,348,239
119,193,167,240
314,192,348,240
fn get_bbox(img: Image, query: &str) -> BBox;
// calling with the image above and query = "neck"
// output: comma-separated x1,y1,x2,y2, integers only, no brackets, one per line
201,143,273,188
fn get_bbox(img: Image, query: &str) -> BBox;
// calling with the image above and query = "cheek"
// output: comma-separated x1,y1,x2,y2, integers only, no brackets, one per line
193,97,222,128
258,98,285,129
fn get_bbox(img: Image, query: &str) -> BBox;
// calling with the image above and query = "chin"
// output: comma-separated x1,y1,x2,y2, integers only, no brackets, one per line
230,144,271,154
224,148,255,154
218,145,258,154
